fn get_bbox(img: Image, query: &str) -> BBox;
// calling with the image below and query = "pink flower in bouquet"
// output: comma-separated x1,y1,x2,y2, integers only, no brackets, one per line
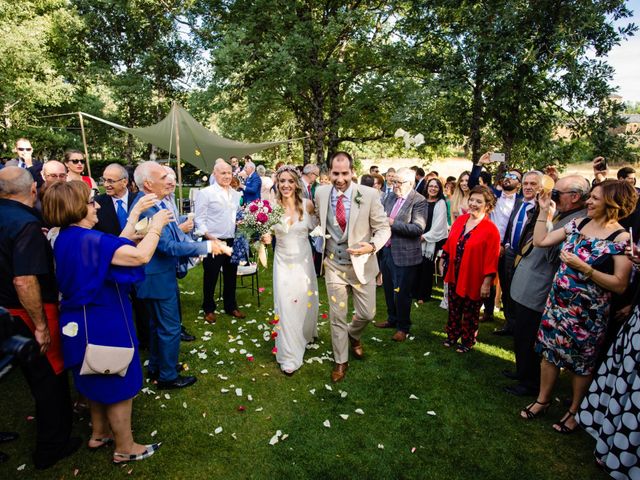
248,202,259,213
262,200,272,213
256,212,268,223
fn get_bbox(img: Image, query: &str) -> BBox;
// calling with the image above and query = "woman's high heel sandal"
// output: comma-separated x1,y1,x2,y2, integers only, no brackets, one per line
553,410,578,434
112,443,161,464
520,400,551,420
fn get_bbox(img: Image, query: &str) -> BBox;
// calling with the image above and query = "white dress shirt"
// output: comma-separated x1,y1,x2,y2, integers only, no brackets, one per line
195,183,241,239
111,191,128,211
509,200,535,246
491,191,517,242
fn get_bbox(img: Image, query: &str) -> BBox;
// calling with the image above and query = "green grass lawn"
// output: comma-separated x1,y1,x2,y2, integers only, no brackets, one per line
0,261,607,479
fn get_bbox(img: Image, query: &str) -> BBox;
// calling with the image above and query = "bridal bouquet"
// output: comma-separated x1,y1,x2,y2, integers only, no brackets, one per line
237,199,284,267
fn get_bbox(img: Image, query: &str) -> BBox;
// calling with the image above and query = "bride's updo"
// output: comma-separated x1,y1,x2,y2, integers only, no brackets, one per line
275,164,304,220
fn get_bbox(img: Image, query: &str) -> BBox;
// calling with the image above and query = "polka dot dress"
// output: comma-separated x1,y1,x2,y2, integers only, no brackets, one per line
576,305,640,479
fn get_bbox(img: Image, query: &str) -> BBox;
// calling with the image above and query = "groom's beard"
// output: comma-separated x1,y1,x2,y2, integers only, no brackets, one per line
502,184,517,192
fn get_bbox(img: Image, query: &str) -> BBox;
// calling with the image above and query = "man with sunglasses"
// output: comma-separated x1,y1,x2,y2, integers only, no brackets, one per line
6,138,44,188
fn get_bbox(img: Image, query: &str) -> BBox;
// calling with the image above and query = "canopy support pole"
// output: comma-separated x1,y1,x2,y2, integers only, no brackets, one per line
173,103,184,215
78,112,92,179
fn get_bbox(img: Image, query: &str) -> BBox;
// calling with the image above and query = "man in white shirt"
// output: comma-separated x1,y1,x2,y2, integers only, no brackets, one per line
195,161,245,323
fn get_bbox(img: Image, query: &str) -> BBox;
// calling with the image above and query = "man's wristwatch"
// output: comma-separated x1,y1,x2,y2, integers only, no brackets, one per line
368,242,376,254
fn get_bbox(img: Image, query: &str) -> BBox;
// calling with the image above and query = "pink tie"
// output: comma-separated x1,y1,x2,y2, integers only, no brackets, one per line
385,197,404,247
336,195,346,232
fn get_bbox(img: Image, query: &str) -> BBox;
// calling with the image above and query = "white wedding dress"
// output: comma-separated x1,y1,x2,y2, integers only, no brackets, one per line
272,201,319,373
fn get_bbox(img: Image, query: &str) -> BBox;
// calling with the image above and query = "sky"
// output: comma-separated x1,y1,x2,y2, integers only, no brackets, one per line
607,0,640,101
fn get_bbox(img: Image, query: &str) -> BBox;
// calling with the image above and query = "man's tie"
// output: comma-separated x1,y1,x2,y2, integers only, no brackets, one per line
116,199,128,230
336,195,347,232
307,184,312,199
385,197,405,247
511,203,529,250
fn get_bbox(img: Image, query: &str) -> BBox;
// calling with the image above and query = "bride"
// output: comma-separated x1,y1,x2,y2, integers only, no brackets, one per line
262,165,319,375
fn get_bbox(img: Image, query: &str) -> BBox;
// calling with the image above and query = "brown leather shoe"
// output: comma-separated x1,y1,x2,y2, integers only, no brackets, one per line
204,312,217,324
392,331,407,342
374,321,393,329
331,363,348,383
229,309,246,319
349,335,364,359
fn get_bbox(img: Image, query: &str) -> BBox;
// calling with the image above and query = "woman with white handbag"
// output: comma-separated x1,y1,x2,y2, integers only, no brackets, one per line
43,181,171,464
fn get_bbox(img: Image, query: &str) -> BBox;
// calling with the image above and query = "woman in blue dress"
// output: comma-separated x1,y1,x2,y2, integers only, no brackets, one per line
43,181,171,464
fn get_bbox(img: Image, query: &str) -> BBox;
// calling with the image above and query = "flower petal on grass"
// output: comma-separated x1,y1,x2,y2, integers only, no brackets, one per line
339,414,349,420
426,410,436,416
235,388,243,397
409,394,419,400
150,430,157,437
215,426,223,434
17,464,26,471
323,419,331,428
378,444,384,449
355,408,364,415
324,384,333,391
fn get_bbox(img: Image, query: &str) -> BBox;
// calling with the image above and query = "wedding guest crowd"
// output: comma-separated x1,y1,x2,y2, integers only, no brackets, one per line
3,138,640,478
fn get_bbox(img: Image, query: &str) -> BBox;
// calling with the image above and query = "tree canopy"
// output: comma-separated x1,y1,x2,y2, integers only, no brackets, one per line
1,0,637,169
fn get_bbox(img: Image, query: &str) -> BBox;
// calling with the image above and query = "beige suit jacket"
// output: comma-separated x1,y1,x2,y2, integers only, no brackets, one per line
315,184,390,284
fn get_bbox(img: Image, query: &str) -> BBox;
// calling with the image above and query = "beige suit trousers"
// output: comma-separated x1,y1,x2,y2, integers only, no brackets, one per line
324,257,377,364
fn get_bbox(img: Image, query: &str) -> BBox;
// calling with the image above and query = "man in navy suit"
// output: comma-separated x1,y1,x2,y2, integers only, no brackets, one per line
94,164,141,235
133,161,230,389
239,160,262,204
93,163,153,348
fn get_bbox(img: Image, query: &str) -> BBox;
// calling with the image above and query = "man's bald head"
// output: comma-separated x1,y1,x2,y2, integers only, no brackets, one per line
214,161,232,188
42,160,67,185
0,166,36,206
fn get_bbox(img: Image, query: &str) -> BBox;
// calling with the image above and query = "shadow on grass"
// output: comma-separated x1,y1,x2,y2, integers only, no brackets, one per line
0,267,607,480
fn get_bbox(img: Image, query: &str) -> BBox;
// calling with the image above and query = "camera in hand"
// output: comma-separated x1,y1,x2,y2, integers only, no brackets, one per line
0,307,39,378
594,157,607,172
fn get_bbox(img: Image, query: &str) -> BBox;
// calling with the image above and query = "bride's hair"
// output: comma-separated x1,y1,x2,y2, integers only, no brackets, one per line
275,165,304,221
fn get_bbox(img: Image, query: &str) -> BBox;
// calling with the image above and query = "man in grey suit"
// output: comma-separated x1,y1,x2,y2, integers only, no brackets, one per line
374,168,427,341
504,175,589,396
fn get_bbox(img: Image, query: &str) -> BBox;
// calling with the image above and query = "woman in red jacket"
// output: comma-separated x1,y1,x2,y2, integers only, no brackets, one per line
440,185,500,353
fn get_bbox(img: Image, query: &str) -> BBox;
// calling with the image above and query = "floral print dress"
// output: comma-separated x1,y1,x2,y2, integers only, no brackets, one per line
535,219,627,375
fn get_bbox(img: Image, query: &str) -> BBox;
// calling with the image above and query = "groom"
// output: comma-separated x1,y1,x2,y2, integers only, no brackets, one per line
315,151,391,382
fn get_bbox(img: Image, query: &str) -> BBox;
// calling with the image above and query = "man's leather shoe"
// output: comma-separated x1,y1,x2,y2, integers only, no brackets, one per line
503,384,539,397
331,363,348,383
492,327,513,336
204,312,217,324
501,369,519,381
349,335,364,359
374,321,393,329
0,432,18,444
392,331,407,342
180,330,196,342
157,375,197,390
229,309,246,319
34,436,82,470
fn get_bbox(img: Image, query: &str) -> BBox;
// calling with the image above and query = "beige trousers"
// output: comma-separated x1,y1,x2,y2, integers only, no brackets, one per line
324,258,377,364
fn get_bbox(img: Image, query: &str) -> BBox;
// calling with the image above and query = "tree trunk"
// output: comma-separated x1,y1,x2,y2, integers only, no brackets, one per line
469,53,486,164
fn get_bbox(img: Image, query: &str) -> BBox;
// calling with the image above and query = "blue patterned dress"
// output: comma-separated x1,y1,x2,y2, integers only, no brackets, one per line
535,219,627,375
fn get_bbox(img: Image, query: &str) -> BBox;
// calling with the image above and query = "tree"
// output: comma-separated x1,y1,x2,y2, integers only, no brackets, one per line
188,0,434,165
400,0,637,166
0,0,84,155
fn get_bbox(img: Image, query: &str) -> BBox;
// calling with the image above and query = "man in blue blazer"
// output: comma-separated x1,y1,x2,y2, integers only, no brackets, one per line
133,161,229,389
240,160,262,203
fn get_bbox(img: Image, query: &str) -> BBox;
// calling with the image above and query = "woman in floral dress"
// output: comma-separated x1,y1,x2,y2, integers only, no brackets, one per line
520,180,636,434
